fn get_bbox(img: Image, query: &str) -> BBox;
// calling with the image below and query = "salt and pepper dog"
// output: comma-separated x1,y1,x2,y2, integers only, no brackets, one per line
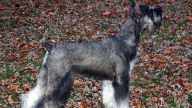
20,0,163,108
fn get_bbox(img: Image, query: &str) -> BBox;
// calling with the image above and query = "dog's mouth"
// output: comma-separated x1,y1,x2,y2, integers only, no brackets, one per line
149,26,162,35
148,23,162,35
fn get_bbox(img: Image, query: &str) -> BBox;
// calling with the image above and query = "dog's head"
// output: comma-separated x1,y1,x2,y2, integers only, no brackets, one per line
137,5,163,34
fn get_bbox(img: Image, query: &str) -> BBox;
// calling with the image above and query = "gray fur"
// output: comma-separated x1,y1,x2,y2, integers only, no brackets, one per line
20,0,163,107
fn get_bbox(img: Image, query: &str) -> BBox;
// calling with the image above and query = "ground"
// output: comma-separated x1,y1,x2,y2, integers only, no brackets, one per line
0,0,191,108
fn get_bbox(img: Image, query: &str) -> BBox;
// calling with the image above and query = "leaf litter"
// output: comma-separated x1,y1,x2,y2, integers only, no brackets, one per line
0,0,191,107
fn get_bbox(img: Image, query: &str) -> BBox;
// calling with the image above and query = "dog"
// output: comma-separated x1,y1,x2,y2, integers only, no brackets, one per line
20,0,163,108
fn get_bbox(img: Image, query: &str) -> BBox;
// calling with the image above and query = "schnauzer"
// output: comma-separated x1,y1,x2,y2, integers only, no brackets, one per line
20,0,162,108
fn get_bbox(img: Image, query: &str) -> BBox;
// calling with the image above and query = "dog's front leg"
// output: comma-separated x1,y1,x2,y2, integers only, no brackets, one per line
102,62,130,108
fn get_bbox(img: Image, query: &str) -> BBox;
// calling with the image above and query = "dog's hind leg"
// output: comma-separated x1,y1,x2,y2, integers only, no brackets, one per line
20,52,49,108
112,77,130,108
45,69,74,108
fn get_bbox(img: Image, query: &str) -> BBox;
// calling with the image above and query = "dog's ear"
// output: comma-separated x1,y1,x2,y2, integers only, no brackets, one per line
154,7,163,16
129,0,136,16
135,4,142,19
129,0,141,19
42,42,53,52
138,5,148,16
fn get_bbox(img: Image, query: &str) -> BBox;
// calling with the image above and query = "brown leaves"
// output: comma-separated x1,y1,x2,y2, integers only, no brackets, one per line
19,51,25,58
36,18,43,24
178,78,186,87
86,31,93,37
19,5,26,10
144,89,151,95
143,54,153,61
185,14,192,21
0,34,4,38
73,79,84,93
130,93,142,98
133,66,141,73
8,54,16,60
8,86,17,92
8,98,14,104
80,98,87,108
93,82,101,89
24,65,39,73
86,28,98,38
135,102,142,108
0,17,7,21
177,78,192,90
33,0,40,7
74,79,84,85
49,39,56,43
23,83,30,91
103,11,111,17
0,5,4,10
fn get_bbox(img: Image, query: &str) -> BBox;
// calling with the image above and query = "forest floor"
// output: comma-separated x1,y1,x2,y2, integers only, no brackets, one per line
0,0,191,108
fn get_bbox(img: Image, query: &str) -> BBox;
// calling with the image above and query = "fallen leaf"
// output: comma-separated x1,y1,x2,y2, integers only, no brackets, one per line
50,39,56,43
94,82,101,89
185,16,192,21
8,86,17,92
0,34,4,38
143,35,147,39
8,54,16,60
81,98,87,108
132,75,137,80
8,98,14,104
48,12,56,15
145,64,150,68
123,0,128,6
92,35,102,40
178,78,186,87
23,83,30,91
20,51,25,58
149,0,154,4
135,102,142,108
130,93,142,98
0,5,3,10
86,5,95,9
133,66,141,73
1,80,5,86
36,18,43,24
154,97,159,102
73,87,83,92
10,75,17,79
19,5,26,10
80,105,84,108
0,17,7,21
28,42,34,47
144,54,153,61
168,46,179,50
92,28,97,32
144,89,151,95
103,11,111,16
74,80,84,85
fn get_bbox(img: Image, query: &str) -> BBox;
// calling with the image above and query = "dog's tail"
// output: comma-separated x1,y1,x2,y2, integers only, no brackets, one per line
42,42,53,52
